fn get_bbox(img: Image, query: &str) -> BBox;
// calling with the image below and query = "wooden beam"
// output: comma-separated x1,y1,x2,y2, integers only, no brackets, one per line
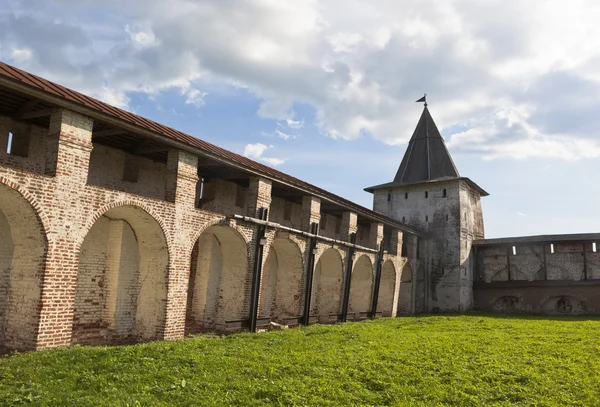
19,107,57,120
93,128,127,138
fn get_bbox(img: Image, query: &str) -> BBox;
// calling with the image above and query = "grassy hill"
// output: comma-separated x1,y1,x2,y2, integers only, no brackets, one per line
1,314,599,406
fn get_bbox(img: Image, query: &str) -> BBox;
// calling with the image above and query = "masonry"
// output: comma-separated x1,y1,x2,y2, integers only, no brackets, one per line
0,62,421,352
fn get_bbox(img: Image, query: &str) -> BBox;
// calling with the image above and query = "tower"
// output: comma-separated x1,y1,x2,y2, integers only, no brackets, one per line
365,104,488,311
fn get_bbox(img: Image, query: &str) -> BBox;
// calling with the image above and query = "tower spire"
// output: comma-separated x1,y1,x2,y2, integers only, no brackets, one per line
415,93,427,107
393,104,459,184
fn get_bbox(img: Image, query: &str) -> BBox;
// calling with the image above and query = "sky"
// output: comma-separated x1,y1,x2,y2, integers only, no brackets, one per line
1,0,600,238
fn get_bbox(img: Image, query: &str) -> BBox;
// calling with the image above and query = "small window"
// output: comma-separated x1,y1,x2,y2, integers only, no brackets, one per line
550,244,554,254
387,192,391,202
122,160,139,183
6,131,29,157
404,192,408,199
235,186,246,208
320,215,327,230
512,246,517,256
445,214,449,221
443,188,447,197
283,202,292,220
402,216,406,223
425,215,429,222
593,242,597,253
425,191,428,198
6,132,13,154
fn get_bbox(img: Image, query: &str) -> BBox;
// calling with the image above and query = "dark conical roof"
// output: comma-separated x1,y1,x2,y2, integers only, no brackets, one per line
393,106,460,183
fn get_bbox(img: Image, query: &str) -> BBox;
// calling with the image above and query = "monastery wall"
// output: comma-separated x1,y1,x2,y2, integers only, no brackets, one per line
474,235,600,314
0,109,411,351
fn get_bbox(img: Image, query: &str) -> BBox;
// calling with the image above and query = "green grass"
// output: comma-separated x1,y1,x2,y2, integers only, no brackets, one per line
1,314,600,406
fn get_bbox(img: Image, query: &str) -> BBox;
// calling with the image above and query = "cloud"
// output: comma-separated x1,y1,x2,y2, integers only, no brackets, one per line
10,48,32,62
275,130,295,140
243,143,286,166
516,212,527,217
285,118,304,129
243,143,269,159
4,1,600,158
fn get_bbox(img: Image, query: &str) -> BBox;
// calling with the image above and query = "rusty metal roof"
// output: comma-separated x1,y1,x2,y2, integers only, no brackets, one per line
0,61,424,236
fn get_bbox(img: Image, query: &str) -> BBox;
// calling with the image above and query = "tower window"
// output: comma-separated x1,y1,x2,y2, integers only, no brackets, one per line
425,191,428,198
443,188,447,197
402,216,406,223
387,192,391,202
593,242,597,253
550,244,554,254
405,192,408,199
512,246,517,256
445,214,449,221
425,215,429,222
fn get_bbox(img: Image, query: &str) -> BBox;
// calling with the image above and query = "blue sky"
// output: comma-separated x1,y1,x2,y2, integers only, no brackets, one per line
2,0,600,238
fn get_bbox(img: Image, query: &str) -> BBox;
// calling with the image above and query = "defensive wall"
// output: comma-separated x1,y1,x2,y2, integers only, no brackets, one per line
473,234,600,314
0,62,420,352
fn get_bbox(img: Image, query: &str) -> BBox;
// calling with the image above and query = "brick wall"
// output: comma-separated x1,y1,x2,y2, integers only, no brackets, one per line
0,109,408,351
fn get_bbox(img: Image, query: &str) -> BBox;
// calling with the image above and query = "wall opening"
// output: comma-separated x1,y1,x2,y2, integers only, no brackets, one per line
404,192,408,199
378,261,396,317
397,262,413,314
73,206,169,345
0,183,46,351
443,188,447,197
593,242,596,253
186,225,248,333
387,192,391,202
310,248,343,322
6,132,12,154
425,191,428,198
258,237,304,322
550,244,554,254
512,246,517,256
348,255,373,318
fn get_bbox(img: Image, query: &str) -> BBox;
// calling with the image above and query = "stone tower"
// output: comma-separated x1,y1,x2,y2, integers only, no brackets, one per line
366,105,488,312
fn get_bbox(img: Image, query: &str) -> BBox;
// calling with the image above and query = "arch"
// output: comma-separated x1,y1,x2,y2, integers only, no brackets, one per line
378,260,396,317
80,200,171,250
0,181,47,351
491,295,525,313
311,248,344,321
186,224,249,333
72,205,169,345
348,255,374,318
258,237,304,322
541,295,587,315
397,262,413,315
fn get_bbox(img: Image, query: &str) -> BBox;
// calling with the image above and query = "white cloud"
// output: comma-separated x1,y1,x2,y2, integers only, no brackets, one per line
5,1,600,158
275,129,295,140
262,157,286,166
10,47,32,62
243,143,269,159
516,212,527,217
285,118,304,129
183,88,207,107
243,142,286,166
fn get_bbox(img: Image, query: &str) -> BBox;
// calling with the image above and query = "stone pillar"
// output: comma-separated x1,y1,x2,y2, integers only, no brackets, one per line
36,109,94,349
391,229,404,256
165,150,199,205
45,109,93,182
341,211,358,242
301,196,321,231
163,150,199,340
369,222,384,249
245,177,272,219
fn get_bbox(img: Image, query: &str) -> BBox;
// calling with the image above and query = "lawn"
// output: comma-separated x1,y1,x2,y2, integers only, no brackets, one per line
1,314,599,406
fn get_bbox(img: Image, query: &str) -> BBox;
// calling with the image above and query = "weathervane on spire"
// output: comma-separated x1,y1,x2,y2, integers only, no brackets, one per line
416,93,427,107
